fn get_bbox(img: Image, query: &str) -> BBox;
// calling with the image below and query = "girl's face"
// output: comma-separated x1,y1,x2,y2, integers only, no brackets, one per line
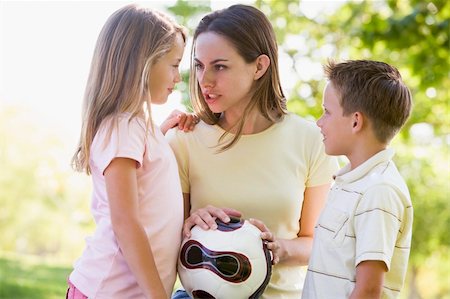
149,33,185,105
194,32,258,115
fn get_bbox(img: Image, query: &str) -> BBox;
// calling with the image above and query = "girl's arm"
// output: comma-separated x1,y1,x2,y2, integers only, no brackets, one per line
350,260,386,299
105,158,167,299
251,183,331,266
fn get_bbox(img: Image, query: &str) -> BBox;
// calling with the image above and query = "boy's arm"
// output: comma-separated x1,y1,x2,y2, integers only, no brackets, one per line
350,260,387,299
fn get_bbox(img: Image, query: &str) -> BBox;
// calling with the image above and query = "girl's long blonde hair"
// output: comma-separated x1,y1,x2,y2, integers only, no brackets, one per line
72,4,186,174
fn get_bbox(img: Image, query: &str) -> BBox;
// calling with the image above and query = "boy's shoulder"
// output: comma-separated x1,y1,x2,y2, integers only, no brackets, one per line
358,159,411,209
337,150,411,205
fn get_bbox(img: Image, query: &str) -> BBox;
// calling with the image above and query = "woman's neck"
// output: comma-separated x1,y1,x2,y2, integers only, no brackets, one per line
219,109,274,134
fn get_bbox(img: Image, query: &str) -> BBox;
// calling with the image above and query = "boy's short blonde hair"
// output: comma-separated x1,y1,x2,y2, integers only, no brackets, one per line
325,60,412,143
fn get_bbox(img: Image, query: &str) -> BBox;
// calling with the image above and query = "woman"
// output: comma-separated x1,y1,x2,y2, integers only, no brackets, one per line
168,4,338,298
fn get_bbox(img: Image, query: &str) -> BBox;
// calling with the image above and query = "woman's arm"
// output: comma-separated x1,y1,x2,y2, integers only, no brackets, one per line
252,184,331,266
105,158,166,299
160,110,199,135
182,193,191,220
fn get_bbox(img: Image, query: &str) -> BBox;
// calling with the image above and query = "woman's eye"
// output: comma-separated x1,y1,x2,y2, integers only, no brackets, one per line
215,64,226,71
195,63,204,70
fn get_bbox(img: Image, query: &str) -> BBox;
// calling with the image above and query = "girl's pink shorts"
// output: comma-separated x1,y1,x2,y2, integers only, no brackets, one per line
66,279,88,299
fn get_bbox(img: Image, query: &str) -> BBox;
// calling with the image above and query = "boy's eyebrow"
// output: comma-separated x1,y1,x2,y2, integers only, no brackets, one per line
194,58,229,65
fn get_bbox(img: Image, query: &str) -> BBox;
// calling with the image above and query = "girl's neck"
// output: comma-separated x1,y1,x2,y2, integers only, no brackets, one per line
219,109,274,135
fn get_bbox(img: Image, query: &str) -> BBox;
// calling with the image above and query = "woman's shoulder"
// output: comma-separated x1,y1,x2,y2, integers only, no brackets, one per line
168,121,219,138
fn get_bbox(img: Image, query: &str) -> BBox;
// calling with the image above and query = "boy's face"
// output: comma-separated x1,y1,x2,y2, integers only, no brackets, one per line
316,82,354,156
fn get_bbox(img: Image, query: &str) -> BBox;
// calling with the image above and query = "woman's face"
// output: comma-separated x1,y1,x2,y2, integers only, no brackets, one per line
194,32,258,115
149,32,185,105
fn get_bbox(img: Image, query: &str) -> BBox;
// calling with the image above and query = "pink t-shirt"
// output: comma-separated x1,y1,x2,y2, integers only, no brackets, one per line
70,113,183,298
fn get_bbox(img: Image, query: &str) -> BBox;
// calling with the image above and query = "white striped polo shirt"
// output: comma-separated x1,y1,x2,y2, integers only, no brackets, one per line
303,148,413,299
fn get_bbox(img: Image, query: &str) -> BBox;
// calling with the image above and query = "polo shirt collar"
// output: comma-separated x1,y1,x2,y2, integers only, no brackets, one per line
334,148,395,185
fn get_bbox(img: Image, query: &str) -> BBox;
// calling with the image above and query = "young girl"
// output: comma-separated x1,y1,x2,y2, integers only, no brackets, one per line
168,5,338,298
68,5,194,299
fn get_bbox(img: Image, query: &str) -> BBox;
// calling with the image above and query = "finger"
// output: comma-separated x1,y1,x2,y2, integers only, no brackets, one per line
272,255,279,265
264,241,279,264
182,218,196,238
222,207,242,218
178,114,187,130
249,218,269,233
182,213,213,237
183,115,195,131
206,205,241,224
185,115,200,131
162,114,181,129
261,231,275,241
168,109,182,118
193,209,217,230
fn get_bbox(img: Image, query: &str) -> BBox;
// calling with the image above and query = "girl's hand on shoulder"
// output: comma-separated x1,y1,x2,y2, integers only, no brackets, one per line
183,205,241,238
249,218,281,265
160,109,200,135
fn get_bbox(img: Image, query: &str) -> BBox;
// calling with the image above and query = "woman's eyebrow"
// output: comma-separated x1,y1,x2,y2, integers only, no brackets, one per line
194,58,229,65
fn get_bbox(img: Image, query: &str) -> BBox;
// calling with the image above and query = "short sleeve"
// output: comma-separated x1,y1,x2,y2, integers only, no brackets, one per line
306,126,339,187
166,128,190,193
354,184,405,270
91,116,146,174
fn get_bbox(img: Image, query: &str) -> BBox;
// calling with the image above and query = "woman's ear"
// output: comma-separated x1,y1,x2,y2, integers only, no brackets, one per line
254,54,270,80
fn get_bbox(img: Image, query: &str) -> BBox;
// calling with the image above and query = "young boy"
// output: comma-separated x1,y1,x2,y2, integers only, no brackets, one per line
302,60,413,299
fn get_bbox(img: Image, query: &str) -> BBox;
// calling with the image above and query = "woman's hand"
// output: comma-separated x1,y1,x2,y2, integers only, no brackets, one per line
160,109,200,135
249,218,281,265
183,205,241,238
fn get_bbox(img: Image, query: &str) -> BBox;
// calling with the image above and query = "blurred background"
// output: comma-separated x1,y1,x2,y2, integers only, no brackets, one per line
0,0,448,298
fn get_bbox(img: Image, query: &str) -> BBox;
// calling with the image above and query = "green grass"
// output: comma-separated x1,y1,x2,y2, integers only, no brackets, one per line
0,254,71,299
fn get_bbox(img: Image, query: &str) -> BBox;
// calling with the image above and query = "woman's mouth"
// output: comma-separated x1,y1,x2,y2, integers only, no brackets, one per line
204,93,219,103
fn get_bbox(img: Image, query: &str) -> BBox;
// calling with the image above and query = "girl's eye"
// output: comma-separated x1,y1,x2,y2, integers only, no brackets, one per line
173,64,180,68
194,63,204,70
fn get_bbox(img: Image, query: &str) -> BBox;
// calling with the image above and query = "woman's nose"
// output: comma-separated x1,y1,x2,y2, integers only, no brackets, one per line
199,69,214,88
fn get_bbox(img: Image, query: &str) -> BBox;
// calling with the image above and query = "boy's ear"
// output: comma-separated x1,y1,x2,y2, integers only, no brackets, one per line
254,54,270,80
351,112,364,132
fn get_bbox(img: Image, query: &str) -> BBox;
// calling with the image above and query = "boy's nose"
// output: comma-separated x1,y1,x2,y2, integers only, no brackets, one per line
316,116,323,128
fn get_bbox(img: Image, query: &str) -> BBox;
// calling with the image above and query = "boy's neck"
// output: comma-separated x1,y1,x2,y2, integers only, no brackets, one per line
347,139,387,170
